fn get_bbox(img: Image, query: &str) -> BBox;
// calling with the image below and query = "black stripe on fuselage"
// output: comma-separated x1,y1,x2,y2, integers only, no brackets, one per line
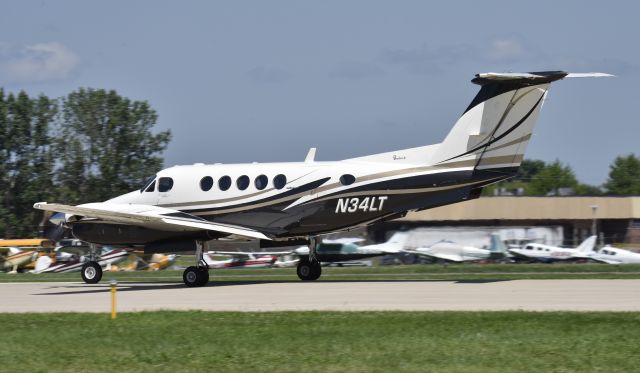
176,177,331,214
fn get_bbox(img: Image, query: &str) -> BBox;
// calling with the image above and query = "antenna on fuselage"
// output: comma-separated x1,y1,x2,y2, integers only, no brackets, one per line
305,147,317,163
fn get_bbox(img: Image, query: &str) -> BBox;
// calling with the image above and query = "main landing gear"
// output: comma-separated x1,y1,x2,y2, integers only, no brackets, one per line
183,240,210,287
81,244,102,284
297,236,322,281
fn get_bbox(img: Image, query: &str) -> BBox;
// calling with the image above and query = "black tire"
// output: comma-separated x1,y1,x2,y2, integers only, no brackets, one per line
183,266,201,287
297,258,322,281
81,261,102,284
183,266,209,287
197,267,209,286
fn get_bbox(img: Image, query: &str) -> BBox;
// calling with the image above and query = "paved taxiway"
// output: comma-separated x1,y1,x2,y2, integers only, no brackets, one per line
2,279,640,312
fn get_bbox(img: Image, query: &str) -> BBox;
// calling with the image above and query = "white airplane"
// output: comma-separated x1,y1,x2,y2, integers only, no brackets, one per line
407,233,507,262
508,235,596,262
204,252,277,269
33,71,611,286
293,232,408,259
34,247,130,278
581,245,640,264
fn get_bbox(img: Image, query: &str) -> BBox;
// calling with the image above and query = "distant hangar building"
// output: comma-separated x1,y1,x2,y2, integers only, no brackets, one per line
376,196,640,245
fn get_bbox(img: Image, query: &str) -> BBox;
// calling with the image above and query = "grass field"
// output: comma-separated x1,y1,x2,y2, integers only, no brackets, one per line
1,262,640,283
0,311,639,372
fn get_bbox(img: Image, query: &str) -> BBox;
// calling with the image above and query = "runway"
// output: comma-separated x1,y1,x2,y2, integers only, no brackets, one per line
2,279,640,312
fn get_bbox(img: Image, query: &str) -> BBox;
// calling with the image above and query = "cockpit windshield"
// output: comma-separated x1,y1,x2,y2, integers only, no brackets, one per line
140,175,156,192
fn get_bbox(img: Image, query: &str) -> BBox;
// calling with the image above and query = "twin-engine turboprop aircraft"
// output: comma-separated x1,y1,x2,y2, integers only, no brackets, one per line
34,71,611,286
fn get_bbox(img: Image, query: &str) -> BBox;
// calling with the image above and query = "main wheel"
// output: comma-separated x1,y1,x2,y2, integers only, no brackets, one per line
198,267,209,286
81,261,102,284
297,258,322,281
183,266,209,287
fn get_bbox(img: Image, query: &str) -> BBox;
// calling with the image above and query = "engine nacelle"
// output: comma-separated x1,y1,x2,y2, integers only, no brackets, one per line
71,222,218,245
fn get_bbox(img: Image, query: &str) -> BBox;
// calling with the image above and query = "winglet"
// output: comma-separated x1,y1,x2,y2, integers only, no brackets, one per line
305,147,317,163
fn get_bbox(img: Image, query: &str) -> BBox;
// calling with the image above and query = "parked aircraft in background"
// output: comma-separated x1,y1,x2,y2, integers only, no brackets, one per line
0,247,37,274
204,252,277,269
35,248,131,278
293,232,407,261
406,233,507,262
581,245,640,264
508,236,596,262
34,71,611,286
0,239,55,273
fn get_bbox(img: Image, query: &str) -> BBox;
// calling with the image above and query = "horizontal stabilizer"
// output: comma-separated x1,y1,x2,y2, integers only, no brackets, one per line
565,72,615,78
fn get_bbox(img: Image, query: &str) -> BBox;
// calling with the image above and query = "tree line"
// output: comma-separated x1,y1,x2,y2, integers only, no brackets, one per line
483,156,640,196
0,88,171,238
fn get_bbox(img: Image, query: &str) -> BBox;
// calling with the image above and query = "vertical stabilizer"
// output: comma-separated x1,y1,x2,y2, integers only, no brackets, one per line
430,72,569,171
575,235,597,254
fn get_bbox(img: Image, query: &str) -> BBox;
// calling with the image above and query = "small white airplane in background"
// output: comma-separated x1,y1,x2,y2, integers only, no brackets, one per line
508,235,596,262
293,232,408,259
405,233,507,262
34,248,131,278
580,245,640,264
204,252,277,269
33,71,611,286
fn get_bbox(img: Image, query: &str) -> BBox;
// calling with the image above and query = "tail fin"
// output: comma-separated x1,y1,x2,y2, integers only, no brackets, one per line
430,71,609,171
488,233,507,254
575,235,597,254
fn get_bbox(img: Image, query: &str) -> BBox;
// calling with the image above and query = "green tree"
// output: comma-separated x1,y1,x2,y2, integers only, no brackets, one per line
0,90,57,237
56,88,171,203
482,159,547,196
528,160,578,196
604,154,640,195
515,159,546,181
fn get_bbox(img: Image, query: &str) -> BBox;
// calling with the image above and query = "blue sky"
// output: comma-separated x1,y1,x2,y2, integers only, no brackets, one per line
1,1,637,184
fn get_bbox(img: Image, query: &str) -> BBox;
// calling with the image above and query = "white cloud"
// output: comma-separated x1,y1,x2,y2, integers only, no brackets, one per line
0,42,79,83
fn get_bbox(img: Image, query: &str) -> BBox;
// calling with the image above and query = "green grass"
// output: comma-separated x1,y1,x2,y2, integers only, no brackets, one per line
0,311,639,372
2,263,640,283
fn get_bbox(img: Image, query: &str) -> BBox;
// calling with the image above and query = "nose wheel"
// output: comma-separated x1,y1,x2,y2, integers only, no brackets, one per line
81,261,103,284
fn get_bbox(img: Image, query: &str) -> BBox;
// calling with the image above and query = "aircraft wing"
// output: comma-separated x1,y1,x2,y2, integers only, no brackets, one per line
33,202,271,241
207,250,293,257
323,237,366,244
406,249,465,262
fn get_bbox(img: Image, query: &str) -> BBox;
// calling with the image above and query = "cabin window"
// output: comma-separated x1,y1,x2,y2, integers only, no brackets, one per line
236,175,250,190
140,175,156,192
200,176,213,191
158,177,174,192
340,174,356,186
255,174,268,190
273,174,287,190
219,176,232,191
525,246,533,250
145,180,156,192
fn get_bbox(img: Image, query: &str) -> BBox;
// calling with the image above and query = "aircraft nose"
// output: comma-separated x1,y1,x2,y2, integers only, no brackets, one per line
49,212,67,225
